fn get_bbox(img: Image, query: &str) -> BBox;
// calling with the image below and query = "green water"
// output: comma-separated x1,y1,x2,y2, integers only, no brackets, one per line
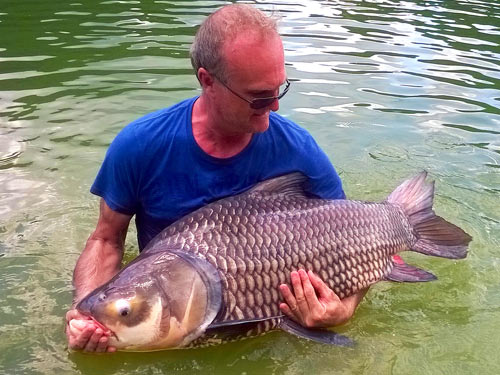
1,0,499,374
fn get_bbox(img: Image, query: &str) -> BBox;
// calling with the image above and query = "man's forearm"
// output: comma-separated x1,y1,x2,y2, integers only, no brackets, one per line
72,237,123,306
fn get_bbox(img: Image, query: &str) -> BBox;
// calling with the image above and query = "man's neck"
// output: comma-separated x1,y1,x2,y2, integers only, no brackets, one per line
191,96,252,159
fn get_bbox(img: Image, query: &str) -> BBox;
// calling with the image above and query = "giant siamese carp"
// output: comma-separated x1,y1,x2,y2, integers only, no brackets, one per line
75,172,471,350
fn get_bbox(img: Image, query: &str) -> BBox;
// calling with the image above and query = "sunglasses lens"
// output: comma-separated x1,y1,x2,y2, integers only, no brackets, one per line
249,80,290,109
250,98,275,110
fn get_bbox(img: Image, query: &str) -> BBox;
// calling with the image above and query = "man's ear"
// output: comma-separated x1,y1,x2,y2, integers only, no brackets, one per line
197,68,214,90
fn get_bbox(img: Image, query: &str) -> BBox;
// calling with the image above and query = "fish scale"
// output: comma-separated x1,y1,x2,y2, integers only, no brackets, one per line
152,194,414,321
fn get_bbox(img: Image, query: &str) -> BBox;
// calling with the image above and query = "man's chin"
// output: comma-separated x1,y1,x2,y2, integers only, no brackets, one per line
250,114,270,132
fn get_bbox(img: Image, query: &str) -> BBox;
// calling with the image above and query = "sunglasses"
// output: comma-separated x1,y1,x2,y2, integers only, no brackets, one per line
215,77,291,110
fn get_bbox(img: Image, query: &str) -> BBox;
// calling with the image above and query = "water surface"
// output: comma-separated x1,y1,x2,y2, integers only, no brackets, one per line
1,0,499,374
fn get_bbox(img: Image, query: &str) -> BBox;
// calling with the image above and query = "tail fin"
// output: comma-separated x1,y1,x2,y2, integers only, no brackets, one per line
386,171,471,259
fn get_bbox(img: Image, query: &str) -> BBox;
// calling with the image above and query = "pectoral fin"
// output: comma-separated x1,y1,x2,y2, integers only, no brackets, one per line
205,316,280,340
279,318,354,347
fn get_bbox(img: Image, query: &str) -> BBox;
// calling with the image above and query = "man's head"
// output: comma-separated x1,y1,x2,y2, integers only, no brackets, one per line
190,4,279,83
190,5,288,134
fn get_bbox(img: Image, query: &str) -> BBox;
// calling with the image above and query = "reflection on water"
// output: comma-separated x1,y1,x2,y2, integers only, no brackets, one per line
0,136,24,171
0,0,499,374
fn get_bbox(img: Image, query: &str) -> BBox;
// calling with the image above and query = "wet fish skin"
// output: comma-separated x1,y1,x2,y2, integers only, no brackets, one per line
146,172,469,324
151,197,406,321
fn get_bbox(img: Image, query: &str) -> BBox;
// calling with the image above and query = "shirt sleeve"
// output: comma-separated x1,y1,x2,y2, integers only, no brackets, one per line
301,135,346,200
90,124,142,215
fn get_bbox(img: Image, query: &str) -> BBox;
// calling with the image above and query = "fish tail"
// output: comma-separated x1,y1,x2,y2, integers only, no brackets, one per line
386,171,471,259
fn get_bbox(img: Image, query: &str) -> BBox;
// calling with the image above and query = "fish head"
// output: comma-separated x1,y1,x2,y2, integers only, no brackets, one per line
76,250,222,351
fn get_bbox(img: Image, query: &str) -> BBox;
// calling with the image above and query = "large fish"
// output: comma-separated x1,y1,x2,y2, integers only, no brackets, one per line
75,172,471,351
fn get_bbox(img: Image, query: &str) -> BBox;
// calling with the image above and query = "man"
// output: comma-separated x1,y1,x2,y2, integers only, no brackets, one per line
66,4,368,352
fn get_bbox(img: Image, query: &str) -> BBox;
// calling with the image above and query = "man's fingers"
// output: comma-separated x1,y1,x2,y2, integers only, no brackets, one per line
279,302,294,318
279,284,304,324
291,270,309,314
279,284,298,312
95,336,109,353
290,271,305,303
308,270,339,301
68,324,94,350
69,319,88,333
66,309,93,322
299,269,322,311
66,309,86,323
66,310,78,322
83,328,104,352
287,271,307,312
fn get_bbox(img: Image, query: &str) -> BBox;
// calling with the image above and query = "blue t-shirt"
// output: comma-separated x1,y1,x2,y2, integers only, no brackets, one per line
91,97,345,250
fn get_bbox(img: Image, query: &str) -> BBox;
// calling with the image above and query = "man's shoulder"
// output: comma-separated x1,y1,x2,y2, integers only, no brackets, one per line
128,96,197,133
109,97,196,157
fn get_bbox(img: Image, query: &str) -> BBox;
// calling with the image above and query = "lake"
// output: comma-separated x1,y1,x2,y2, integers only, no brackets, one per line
1,0,499,374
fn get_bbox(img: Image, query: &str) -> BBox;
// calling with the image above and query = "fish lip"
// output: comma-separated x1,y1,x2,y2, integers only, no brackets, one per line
77,313,120,342
92,317,120,342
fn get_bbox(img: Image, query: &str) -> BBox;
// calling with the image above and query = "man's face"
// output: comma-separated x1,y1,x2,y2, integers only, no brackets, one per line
212,32,287,135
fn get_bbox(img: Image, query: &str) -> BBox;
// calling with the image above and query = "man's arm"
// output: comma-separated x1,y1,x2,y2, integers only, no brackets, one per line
66,199,132,352
279,269,368,328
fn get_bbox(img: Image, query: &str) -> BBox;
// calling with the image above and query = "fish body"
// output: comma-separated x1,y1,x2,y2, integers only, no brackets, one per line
76,172,471,350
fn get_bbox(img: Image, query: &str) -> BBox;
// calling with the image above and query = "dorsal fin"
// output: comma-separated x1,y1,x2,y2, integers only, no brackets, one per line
246,173,308,197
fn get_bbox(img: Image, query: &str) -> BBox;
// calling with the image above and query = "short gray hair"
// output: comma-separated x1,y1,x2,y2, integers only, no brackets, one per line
190,4,279,83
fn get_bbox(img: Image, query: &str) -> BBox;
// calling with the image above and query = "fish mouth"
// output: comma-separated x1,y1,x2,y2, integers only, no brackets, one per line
77,313,120,342
92,317,120,342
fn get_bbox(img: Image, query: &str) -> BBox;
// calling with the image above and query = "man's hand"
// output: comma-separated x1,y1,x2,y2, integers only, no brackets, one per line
66,309,116,353
279,269,367,328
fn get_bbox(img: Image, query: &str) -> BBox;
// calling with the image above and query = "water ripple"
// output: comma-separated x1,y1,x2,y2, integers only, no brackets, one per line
1,0,500,373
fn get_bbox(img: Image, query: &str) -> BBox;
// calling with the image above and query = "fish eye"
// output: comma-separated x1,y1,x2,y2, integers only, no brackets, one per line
119,307,130,317
115,299,131,318
98,293,107,301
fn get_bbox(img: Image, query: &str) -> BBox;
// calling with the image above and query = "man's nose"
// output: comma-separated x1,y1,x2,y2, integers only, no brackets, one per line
270,98,279,112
